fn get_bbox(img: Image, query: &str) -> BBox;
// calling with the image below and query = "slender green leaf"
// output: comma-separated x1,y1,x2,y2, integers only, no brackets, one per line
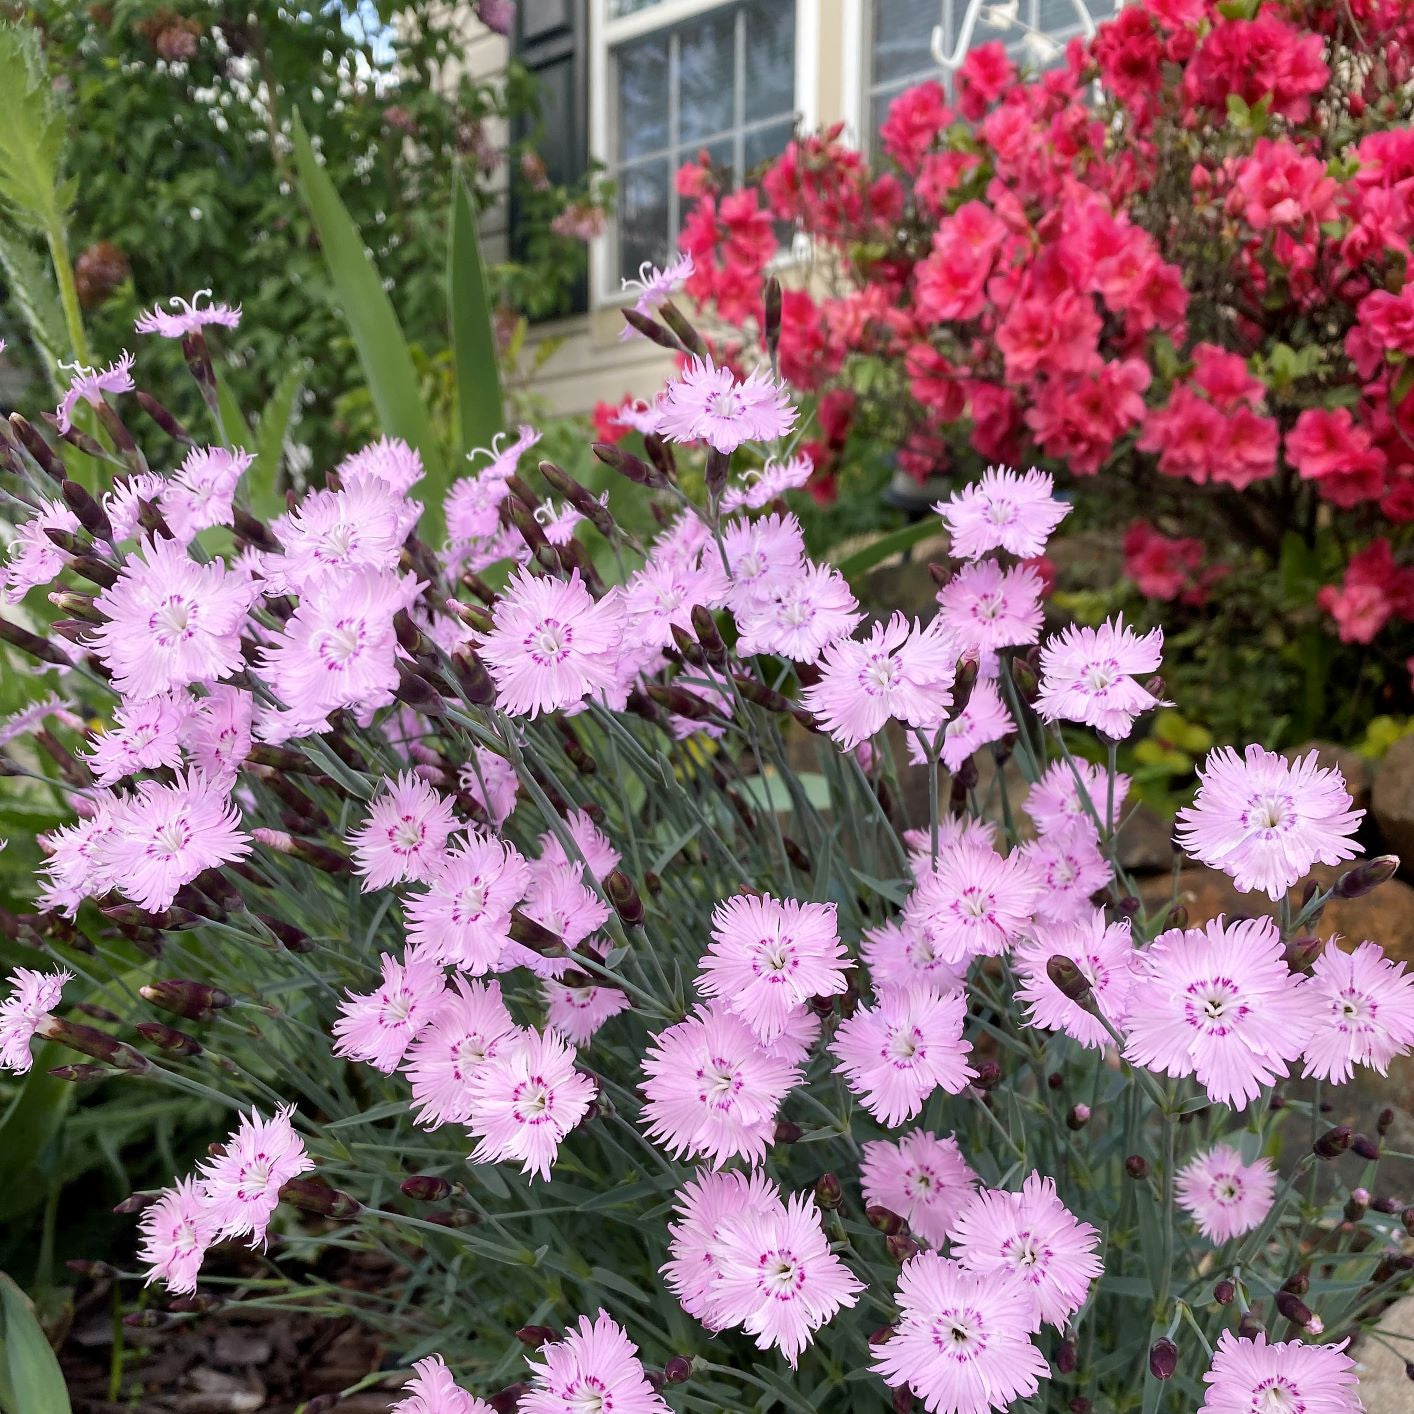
212,367,253,449
290,111,440,527
248,363,306,519
0,1272,70,1414
448,176,502,461
831,518,942,586
0,1047,73,1225
0,226,66,389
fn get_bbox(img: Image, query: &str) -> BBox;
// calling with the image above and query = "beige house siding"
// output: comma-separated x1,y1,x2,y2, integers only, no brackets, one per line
449,1,864,420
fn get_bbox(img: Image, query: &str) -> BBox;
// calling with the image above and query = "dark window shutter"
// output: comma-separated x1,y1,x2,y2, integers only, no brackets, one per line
511,0,589,315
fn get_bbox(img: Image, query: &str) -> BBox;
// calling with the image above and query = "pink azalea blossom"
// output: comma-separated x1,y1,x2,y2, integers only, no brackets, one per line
268,475,418,595
720,512,807,612
520,1311,669,1414
86,691,191,786
104,472,168,542
622,549,731,649
160,446,252,543
951,1173,1102,1329
697,894,850,1042
337,435,425,495
860,918,969,994
1014,912,1137,1049
403,978,518,1129
90,536,257,699
0,966,71,1073
332,950,448,1073
1024,759,1130,837
872,1254,1050,1414
831,984,975,1126
533,809,621,884
137,1176,219,1295
722,452,814,512
936,559,1044,657
348,771,459,891
466,1027,597,1180
735,562,862,662
1018,824,1113,926
4,498,79,604
135,290,241,338
56,351,134,434
391,1355,493,1414
1124,916,1319,1110
405,836,530,973
902,841,1041,965
1200,1331,1361,1414
801,614,956,749
458,747,519,828
657,356,797,454
640,1001,801,1167
180,685,253,785
712,1191,863,1367
98,771,251,913
197,1105,312,1247
543,980,630,1044
1175,1143,1277,1243
932,677,1013,772
1035,616,1167,740
935,465,1071,560
663,1168,780,1324
619,252,695,338
860,1129,978,1246
1301,939,1414,1084
1175,745,1363,901
478,569,624,718
257,567,421,740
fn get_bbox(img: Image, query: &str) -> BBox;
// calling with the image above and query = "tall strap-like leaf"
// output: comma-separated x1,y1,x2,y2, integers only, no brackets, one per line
289,111,442,533
448,176,503,459
0,1272,70,1414
248,362,306,521
0,24,68,233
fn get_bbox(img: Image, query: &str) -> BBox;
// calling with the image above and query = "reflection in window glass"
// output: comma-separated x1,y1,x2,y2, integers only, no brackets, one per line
609,2,797,282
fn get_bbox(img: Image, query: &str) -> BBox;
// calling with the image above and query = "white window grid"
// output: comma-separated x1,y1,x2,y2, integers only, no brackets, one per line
587,0,818,307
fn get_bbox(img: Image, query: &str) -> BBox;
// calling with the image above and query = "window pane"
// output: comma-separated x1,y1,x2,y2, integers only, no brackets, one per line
743,118,793,177
743,0,795,124
678,7,737,143
618,159,672,281
609,0,667,16
873,0,941,86
1036,0,1090,34
617,34,670,159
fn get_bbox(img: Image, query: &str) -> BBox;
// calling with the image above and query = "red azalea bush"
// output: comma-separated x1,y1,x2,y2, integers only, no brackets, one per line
676,0,1414,740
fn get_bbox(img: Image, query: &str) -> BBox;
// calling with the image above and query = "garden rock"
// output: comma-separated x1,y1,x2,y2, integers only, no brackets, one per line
1355,1293,1414,1414
1115,802,1177,874
1371,734,1414,877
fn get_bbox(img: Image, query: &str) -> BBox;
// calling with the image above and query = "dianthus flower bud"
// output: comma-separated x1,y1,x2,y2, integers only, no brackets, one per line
1378,1107,1395,1136
1045,955,1093,1004
451,648,498,705
886,1233,921,1263
592,441,664,488
140,978,232,1021
689,603,726,664
1066,1104,1091,1131
0,613,73,664
1282,935,1322,971
763,276,783,357
1213,1280,1235,1305
516,1325,557,1349
400,1174,452,1202
1069,1399,1092,1414
1274,1290,1314,1327
773,1120,803,1145
1402,1206,1414,1237
1371,1194,1399,1214
1148,1338,1178,1380
1314,1125,1353,1159
50,1063,112,1082
621,307,683,351
61,478,113,541
252,828,351,875
278,1178,361,1220
394,661,448,716
135,389,194,444
66,1258,117,1279
1282,1271,1308,1295
1056,1340,1077,1374
10,411,67,481
135,1021,202,1057
972,1060,1002,1089
1344,1188,1370,1222
1330,855,1399,899
489,1384,528,1414
663,1355,692,1385
604,869,645,927
783,837,812,873
1165,904,1188,930
39,1017,149,1071
1047,1071,1064,1090
866,1205,906,1236
1125,1155,1150,1180
1010,653,1040,702
508,910,565,957
1352,1133,1381,1162
868,1325,895,1346
815,1173,844,1211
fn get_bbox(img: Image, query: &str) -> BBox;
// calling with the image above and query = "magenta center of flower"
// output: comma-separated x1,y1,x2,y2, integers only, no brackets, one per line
150,816,193,860
860,653,902,697
1239,791,1295,837
699,1056,742,1109
317,619,367,670
984,499,1017,526
706,388,740,420
317,523,359,561
453,883,489,922
759,1246,806,1298
149,595,198,644
386,814,428,856
1184,977,1249,1036
1081,658,1120,694
928,1307,987,1361
953,886,997,924
526,617,574,665
1250,1375,1303,1413
511,1075,552,1125
886,1024,925,1065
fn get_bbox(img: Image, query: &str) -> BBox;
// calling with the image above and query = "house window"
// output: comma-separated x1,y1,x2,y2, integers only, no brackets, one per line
866,0,1117,138
594,0,801,290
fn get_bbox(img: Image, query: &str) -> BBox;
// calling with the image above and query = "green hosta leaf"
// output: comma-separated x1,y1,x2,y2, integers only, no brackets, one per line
448,176,502,462
290,111,441,530
0,24,67,232
0,1271,70,1414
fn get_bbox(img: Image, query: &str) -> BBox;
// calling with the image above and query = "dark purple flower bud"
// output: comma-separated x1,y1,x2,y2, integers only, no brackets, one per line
815,1173,844,1211
1011,654,1039,702
135,1021,202,1056
62,478,113,541
400,1174,452,1203
1330,856,1399,899
1275,1290,1314,1327
1067,1104,1091,1131
1069,1400,1092,1414
763,276,783,357
1056,1339,1077,1374
886,1233,921,1263
1372,1195,1399,1214
166,1293,223,1314
866,1205,907,1236
604,869,645,927
1046,955,1093,1005
663,1355,692,1385
1213,1280,1235,1305
516,1325,557,1349
868,1325,895,1346
1048,1072,1064,1090
113,1192,161,1214
773,1120,803,1145
488,1384,528,1414
972,1061,1002,1089
1402,1206,1414,1236
40,1017,149,1071
592,441,664,488
1283,935,1322,971
1282,1270,1309,1295
10,411,68,481
1314,1125,1353,1159
65,1258,116,1280
49,1063,112,1082
1378,1108,1395,1135
278,1178,361,1219
0,613,73,664
1125,1155,1150,1180
140,978,232,1021
1238,1312,1265,1340
1148,1338,1178,1380
124,1309,173,1328
783,837,813,873
1352,1133,1381,1162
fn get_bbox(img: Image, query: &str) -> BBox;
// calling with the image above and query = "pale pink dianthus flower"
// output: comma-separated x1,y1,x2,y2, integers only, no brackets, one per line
1176,1143,1277,1243
860,1129,978,1247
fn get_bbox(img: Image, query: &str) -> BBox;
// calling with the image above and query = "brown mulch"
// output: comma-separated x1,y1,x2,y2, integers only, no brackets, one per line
61,1253,399,1413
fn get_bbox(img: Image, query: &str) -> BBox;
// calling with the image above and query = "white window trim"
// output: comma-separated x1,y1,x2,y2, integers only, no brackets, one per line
587,0,819,309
